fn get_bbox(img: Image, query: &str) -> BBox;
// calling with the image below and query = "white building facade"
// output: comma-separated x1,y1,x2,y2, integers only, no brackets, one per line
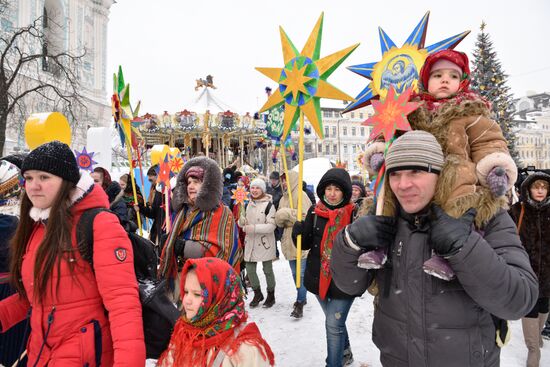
1,0,114,154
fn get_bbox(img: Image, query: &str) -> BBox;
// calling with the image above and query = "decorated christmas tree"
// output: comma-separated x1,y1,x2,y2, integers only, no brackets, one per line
470,22,521,166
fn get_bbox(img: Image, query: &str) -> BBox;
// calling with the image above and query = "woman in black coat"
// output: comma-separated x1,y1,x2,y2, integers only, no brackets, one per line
292,168,356,367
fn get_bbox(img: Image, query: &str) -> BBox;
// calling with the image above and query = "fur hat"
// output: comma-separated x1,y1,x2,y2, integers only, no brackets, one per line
316,168,352,208
172,157,223,212
386,131,444,174
351,180,366,197
250,178,266,193
0,160,21,203
22,141,80,184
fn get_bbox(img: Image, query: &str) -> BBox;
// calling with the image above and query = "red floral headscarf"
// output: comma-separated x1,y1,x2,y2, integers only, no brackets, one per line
412,49,490,111
158,258,274,367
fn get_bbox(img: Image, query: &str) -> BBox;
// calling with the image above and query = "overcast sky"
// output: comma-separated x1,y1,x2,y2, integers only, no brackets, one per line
106,0,550,114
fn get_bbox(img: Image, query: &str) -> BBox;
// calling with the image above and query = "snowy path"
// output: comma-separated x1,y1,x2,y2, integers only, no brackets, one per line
148,258,549,366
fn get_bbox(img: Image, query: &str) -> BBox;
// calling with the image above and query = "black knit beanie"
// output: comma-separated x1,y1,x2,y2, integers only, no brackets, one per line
21,141,80,184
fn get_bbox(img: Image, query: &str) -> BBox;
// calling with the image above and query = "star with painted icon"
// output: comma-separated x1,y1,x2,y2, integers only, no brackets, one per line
344,11,470,113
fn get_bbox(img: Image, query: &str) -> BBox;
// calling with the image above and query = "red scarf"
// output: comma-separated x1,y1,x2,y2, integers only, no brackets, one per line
158,258,274,367
314,202,355,299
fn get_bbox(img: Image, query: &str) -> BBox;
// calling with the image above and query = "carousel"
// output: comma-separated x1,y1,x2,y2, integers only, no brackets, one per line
133,76,267,170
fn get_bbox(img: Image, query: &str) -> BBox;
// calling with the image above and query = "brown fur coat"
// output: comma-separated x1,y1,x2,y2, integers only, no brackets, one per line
363,98,517,226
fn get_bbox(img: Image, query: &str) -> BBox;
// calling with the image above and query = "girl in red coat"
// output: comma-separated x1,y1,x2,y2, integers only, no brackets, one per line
0,141,145,366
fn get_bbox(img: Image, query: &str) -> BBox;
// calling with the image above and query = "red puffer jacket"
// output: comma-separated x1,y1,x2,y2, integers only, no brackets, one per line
0,175,145,366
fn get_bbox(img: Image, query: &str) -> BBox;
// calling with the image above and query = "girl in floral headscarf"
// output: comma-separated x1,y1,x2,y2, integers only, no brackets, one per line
157,257,274,367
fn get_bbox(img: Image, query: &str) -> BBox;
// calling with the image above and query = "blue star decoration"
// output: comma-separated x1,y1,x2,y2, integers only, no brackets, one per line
344,11,470,113
74,147,98,172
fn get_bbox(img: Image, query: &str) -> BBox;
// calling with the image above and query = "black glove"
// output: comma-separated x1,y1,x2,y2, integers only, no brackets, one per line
174,238,186,257
346,215,396,251
429,204,476,257
292,220,304,238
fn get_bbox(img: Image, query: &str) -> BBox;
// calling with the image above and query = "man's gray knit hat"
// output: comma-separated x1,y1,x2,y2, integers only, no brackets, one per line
385,130,444,174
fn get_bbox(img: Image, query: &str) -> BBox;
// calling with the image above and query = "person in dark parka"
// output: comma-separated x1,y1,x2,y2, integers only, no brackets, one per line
509,171,550,367
331,131,538,367
292,168,356,367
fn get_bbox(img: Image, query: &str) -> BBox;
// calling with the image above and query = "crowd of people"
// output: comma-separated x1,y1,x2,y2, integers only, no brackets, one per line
0,48,548,367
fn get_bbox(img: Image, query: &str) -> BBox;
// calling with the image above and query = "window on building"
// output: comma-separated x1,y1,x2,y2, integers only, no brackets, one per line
343,144,348,154
305,144,312,153
326,144,330,154
318,143,323,153
359,113,364,119
325,126,329,137
352,145,357,153
332,126,337,136
350,112,355,119
360,127,365,136
351,127,356,136
333,144,337,154
323,110,331,118
343,127,347,136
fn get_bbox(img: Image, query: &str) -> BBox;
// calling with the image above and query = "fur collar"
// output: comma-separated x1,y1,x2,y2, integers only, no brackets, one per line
172,157,223,212
29,174,94,221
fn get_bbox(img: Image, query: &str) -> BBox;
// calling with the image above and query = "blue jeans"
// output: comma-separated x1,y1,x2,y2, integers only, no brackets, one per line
288,259,307,303
316,295,354,367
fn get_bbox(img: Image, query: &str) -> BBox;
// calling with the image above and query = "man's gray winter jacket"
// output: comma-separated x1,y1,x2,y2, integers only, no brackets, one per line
331,209,538,367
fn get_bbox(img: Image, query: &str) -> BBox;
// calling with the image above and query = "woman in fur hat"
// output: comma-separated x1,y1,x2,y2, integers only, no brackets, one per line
292,168,357,367
159,157,243,292
157,257,274,367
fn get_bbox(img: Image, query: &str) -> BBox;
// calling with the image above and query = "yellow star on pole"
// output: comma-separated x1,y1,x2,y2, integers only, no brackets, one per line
256,13,359,140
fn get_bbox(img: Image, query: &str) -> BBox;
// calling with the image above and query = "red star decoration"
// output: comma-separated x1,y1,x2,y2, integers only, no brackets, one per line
170,157,184,174
158,156,171,187
231,187,249,206
363,86,419,142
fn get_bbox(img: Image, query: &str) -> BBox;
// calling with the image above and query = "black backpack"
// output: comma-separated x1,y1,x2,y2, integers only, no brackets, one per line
76,208,180,359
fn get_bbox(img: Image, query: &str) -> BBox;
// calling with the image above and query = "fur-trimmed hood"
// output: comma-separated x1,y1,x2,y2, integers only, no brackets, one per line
172,157,223,212
520,171,550,209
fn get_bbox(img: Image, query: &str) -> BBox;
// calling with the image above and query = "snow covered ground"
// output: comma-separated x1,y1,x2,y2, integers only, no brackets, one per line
148,258,549,366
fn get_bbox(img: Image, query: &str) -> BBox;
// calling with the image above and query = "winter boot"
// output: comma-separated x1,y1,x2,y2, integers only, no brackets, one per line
423,254,455,281
249,289,264,308
290,301,304,319
357,248,387,269
542,319,550,340
538,313,548,347
522,317,541,367
263,290,275,308
342,347,354,366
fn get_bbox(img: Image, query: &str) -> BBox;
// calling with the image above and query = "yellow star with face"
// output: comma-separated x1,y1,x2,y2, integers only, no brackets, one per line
256,13,359,139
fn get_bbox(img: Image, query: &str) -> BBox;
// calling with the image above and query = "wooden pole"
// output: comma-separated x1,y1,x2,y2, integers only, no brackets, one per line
280,142,293,210
295,111,305,288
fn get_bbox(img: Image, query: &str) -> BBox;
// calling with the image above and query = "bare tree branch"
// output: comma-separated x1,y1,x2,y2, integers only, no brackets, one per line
0,4,88,154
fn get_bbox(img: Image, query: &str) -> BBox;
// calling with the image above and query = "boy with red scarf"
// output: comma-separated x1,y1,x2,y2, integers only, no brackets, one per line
361,50,518,279
292,168,357,367
157,258,274,367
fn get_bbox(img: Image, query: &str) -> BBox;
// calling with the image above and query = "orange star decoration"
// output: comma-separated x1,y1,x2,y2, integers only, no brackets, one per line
231,187,250,206
363,86,419,143
170,156,184,174
157,156,172,188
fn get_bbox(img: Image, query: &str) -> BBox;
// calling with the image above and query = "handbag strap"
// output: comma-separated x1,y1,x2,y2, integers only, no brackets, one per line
517,203,525,234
